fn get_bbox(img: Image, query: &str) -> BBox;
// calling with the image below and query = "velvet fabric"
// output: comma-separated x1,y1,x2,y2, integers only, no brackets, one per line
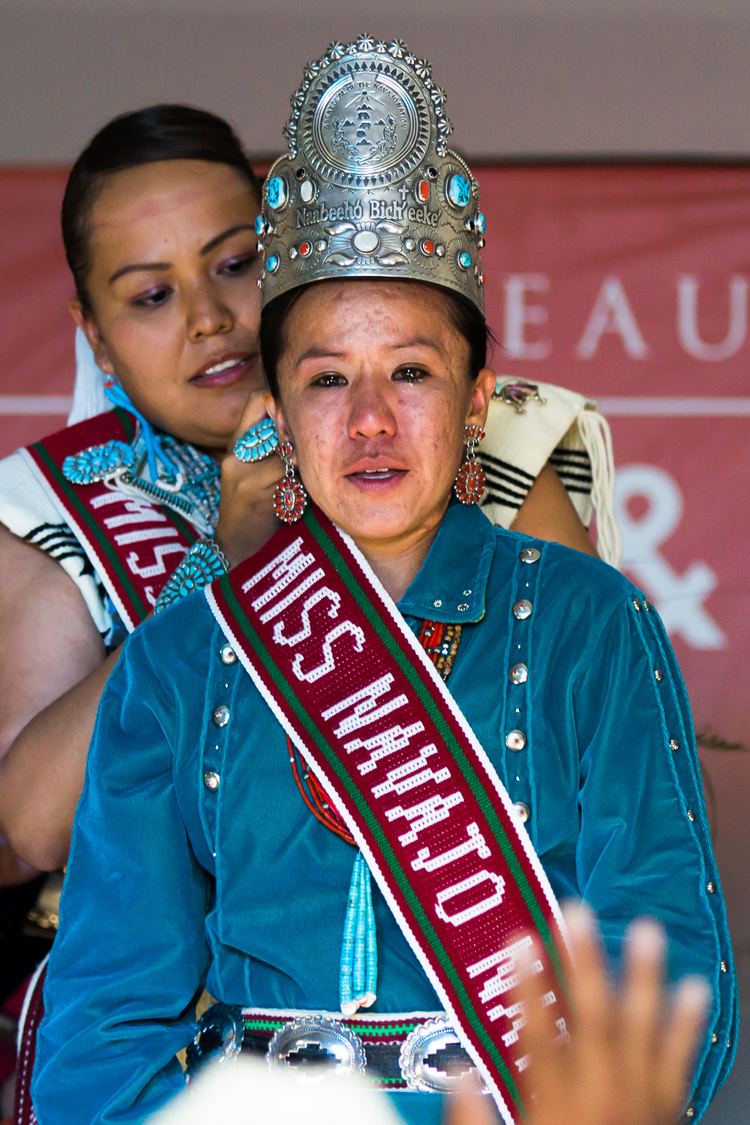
34,504,737,1123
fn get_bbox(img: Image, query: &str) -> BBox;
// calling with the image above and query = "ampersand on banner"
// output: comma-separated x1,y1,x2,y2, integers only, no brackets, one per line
614,465,726,650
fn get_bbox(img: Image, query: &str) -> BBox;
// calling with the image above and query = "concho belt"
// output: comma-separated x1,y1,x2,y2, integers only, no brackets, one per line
186,1005,486,1094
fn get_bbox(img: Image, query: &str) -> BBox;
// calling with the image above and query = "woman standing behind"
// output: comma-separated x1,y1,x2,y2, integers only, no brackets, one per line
0,104,277,878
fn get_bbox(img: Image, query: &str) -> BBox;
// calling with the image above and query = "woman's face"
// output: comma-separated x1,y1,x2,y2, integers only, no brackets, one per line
270,280,495,557
75,159,262,449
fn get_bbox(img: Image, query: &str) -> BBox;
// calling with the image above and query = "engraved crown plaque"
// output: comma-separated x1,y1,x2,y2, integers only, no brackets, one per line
257,34,486,313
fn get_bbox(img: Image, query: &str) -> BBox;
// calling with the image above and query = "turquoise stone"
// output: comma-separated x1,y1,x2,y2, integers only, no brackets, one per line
476,211,487,234
266,176,287,210
266,254,280,273
233,416,279,463
457,250,472,270
446,173,470,208
62,440,134,485
255,214,265,236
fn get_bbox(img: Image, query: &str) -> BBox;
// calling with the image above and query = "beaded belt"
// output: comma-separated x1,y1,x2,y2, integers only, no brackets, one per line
186,1005,484,1093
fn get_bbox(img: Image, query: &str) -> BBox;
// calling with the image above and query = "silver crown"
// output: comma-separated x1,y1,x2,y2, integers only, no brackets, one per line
256,34,486,312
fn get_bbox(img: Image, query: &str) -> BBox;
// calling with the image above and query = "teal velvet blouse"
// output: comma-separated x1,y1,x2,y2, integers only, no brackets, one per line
34,504,738,1123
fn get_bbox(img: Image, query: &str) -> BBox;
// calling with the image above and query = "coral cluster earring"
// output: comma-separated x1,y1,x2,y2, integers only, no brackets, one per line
272,440,308,523
453,423,486,505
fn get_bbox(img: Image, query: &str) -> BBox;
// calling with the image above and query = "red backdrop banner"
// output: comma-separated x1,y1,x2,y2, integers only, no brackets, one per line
4,164,748,740
0,161,749,1117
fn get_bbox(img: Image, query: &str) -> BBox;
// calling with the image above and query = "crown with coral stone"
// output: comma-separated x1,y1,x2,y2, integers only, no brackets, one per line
256,34,486,313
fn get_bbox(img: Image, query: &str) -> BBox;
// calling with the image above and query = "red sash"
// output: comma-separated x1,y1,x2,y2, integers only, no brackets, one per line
22,410,198,631
206,504,569,1124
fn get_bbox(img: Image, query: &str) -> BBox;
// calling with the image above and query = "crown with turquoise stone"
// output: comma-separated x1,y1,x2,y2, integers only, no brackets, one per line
256,33,486,313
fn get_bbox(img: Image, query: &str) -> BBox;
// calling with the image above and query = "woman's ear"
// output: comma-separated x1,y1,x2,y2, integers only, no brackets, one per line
265,392,291,442
68,299,115,376
466,367,497,429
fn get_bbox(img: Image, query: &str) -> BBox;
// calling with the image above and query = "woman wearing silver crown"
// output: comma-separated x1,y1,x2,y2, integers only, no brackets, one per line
2,93,613,1125
33,35,735,1125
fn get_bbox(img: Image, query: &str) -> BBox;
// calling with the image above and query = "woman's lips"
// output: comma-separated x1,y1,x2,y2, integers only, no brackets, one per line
189,354,257,388
346,468,407,490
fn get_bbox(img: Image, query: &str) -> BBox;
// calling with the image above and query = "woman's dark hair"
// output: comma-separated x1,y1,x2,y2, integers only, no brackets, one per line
260,281,491,398
62,103,261,312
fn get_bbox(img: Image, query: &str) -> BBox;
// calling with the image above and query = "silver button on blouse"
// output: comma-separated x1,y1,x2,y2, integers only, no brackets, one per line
203,771,220,791
519,547,541,565
514,801,530,823
505,730,527,752
213,705,230,728
509,663,528,685
512,599,533,620
219,643,237,665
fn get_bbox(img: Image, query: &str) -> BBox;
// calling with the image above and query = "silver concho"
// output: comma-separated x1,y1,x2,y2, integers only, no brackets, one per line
186,1003,244,1077
267,1015,366,1082
298,60,432,186
308,67,426,182
399,1016,480,1093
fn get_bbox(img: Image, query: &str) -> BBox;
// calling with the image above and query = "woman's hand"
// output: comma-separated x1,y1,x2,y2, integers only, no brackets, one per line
215,389,282,567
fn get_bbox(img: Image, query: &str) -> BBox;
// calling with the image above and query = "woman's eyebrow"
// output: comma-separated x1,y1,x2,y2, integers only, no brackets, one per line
293,337,445,367
392,336,443,354
294,346,348,367
108,224,257,284
109,261,170,285
199,223,256,255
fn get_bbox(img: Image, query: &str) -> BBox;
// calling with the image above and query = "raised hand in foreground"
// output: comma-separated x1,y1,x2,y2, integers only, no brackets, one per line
448,902,710,1125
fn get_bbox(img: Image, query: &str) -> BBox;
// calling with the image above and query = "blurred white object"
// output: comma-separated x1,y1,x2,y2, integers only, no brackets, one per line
148,1058,402,1125
67,328,110,424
